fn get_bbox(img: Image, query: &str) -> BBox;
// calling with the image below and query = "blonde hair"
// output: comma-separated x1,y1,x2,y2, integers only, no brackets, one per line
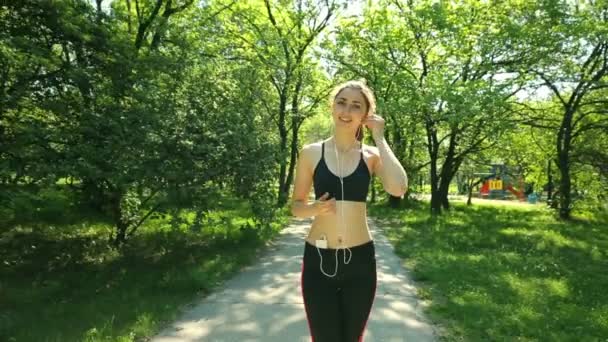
330,79,377,141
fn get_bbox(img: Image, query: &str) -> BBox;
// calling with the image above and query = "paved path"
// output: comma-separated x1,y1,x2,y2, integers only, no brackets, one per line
151,218,438,342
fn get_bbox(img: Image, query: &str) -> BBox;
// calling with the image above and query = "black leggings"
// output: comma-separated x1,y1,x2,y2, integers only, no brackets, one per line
300,240,377,342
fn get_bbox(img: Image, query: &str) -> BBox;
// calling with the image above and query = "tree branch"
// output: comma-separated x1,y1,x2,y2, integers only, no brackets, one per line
134,0,163,50
264,0,290,61
572,118,608,139
126,201,164,237
529,69,567,107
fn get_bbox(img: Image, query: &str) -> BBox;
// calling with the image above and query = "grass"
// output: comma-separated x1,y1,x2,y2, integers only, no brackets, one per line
370,199,608,342
1,192,289,342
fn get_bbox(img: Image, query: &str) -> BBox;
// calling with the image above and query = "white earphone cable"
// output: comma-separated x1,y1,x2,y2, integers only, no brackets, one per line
316,135,353,278
337,143,352,264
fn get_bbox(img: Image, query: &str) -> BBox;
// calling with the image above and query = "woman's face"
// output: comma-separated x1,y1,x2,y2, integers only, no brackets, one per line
332,87,368,129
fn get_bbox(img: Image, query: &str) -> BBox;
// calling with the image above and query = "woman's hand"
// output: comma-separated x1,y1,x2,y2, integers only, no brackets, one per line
363,114,385,141
315,192,336,216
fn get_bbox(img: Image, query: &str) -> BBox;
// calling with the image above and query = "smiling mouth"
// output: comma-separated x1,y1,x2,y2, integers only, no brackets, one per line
339,117,352,123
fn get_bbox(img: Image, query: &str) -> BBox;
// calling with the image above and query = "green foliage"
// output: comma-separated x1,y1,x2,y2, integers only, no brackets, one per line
300,111,333,145
0,191,289,342
1,0,286,242
0,186,80,228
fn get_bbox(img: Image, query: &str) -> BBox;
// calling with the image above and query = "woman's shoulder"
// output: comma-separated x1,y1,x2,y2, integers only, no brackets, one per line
301,140,327,154
302,140,324,150
300,140,325,164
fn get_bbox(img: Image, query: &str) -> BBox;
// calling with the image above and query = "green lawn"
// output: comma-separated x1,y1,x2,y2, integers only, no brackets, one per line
370,200,608,342
1,195,289,342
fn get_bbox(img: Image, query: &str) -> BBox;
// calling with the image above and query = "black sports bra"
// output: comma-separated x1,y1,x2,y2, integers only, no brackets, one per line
313,142,371,202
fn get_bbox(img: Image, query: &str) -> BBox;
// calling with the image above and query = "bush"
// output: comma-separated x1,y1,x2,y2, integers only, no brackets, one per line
4,186,75,225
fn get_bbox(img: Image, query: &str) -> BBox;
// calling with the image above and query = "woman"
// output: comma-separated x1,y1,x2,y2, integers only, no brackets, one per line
291,80,408,341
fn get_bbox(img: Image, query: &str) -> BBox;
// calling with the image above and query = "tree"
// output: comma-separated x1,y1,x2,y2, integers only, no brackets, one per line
222,0,342,206
332,0,533,214
1,0,277,245
517,2,608,219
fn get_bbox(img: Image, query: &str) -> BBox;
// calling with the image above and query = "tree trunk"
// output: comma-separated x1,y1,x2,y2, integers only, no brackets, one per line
276,91,289,206
281,75,304,207
467,177,483,206
557,108,574,220
429,163,441,214
430,188,441,215
109,190,129,246
426,119,441,215
113,220,129,247
438,178,451,210
438,167,452,211
547,159,553,201
134,0,163,51
440,191,450,210
277,155,288,206
126,0,132,33
95,0,103,18
81,178,105,212
558,150,572,219
437,131,458,211
281,113,299,206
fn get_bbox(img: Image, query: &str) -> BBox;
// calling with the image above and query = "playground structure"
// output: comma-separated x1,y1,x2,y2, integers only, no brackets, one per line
476,164,533,201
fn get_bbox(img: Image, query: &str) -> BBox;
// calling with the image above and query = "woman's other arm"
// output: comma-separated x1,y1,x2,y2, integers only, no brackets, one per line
371,137,408,198
290,145,336,217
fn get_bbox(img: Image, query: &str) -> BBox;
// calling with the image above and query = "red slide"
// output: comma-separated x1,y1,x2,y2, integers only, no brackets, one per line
480,181,490,196
506,184,525,200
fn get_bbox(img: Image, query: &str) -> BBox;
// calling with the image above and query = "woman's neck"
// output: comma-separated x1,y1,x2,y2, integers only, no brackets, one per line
332,130,359,153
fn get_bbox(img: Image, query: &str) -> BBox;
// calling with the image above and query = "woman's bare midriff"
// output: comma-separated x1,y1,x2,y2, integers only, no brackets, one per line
305,201,372,248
